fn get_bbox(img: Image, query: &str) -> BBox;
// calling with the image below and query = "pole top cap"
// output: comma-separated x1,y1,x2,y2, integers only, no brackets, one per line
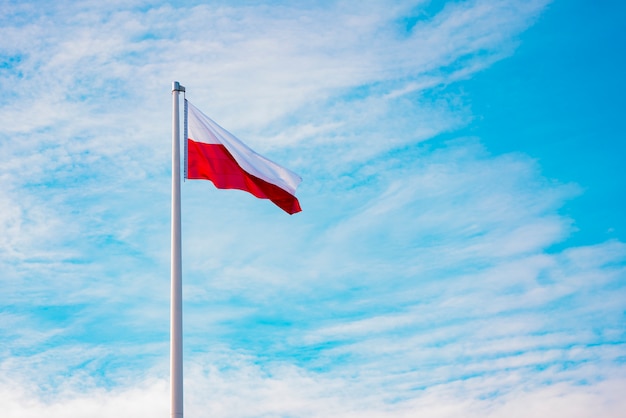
172,81,185,92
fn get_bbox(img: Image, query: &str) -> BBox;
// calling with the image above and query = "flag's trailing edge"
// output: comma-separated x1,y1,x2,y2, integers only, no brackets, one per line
185,100,302,214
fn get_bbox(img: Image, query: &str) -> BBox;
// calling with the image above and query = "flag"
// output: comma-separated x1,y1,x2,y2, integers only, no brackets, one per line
185,100,302,214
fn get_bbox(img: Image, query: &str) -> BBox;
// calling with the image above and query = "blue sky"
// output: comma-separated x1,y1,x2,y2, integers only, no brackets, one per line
1,0,625,417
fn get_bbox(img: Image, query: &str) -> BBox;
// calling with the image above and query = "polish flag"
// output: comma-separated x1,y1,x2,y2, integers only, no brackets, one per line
186,100,302,214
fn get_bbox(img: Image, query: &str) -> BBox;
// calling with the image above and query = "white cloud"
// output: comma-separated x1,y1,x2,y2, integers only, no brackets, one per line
1,356,625,418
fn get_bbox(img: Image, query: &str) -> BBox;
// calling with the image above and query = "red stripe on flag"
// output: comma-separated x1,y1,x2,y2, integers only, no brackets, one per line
187,139,302,215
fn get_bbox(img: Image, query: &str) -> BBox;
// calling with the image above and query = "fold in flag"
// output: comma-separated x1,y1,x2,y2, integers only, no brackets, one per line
186,100,302,214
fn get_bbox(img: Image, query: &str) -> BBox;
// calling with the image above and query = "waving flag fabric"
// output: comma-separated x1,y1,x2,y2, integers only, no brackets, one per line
186,100,302,214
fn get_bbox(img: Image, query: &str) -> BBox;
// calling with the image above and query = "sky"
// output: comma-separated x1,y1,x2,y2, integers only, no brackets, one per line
1,0,625,417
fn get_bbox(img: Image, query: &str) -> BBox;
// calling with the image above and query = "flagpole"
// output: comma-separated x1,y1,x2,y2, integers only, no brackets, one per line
171,81,185,418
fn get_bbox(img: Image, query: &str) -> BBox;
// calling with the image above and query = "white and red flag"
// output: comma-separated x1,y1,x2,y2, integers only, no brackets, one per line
185,100,302,214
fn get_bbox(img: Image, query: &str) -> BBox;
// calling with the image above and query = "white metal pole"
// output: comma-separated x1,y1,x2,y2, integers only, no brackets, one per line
171,81,185,418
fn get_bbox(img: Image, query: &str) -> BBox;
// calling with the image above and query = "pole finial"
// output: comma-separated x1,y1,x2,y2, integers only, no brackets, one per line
172,81,186,92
